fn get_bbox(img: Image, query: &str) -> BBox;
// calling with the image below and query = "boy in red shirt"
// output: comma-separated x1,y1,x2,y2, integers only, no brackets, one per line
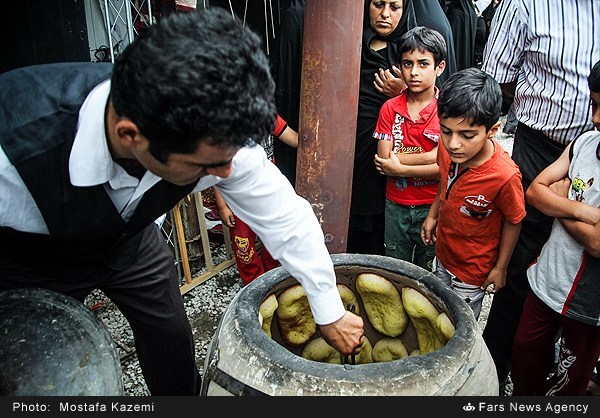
373,26,447,271
421,68,526,319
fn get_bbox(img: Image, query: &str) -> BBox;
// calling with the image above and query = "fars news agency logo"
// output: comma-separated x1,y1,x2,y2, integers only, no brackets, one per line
463,403,476,412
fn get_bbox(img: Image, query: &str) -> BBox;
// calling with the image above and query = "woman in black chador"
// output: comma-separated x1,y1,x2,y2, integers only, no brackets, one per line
347,0,413,255
445,0,478,71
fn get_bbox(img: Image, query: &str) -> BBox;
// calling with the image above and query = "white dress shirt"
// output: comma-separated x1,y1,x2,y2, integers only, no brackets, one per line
0,79,345,325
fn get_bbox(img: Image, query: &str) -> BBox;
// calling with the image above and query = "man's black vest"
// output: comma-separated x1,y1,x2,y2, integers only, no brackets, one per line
0,63,196,270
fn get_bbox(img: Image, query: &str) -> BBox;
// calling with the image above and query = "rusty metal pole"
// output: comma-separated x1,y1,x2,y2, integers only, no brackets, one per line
295,0,363,254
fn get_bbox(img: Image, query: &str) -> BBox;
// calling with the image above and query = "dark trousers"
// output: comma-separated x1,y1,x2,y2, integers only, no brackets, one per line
511,292,600,395
0,224,201,395
482,122,566,383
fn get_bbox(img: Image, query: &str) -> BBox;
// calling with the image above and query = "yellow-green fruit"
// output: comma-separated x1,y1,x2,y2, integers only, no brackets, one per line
301,337,342,364
372,337,409,362
435,312,456,343
337,284,360,315
356,273,408,337
409,349,421,356
276,284,316,346
401,287,445,355
258,293,278,338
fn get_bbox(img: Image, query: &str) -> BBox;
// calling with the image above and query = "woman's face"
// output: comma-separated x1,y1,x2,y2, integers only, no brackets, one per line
369,1,404,37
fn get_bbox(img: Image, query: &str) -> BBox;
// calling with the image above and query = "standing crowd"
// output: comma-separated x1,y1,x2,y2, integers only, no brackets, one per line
270,0,600,397
0,0,598,397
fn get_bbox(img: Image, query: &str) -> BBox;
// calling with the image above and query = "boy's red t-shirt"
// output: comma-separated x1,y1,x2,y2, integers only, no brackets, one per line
435,139,526,286
373,89,441,206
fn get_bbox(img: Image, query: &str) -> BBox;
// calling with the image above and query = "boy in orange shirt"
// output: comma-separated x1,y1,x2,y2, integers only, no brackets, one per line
421,68,526,319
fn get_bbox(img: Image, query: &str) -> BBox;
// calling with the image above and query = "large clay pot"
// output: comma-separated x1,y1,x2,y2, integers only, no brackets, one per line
201,254,498,396
0,288,123,395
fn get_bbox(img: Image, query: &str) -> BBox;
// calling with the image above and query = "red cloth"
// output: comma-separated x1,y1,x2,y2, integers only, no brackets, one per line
229,214,280,285
373,88,441,205
175,0,196,12
272,114,288,138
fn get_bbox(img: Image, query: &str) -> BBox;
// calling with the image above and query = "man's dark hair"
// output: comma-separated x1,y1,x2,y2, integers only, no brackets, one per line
397,26,447,66
111,8,276,162
589,60,600,93
438,67,502,131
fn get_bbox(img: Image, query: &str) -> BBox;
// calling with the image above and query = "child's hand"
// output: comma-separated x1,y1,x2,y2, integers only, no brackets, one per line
374,152,388,175
374,152,407,177
480,265,507,293
420,216,438,245
216,205,236,228
548,177,571,197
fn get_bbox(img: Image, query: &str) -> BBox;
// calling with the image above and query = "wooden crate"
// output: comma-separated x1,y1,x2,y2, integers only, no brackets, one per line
158,190,235,295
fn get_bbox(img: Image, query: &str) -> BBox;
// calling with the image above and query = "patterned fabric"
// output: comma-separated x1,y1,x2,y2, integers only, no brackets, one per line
229,214,280,285
373,88,441,205
482,0,599,145
175,0,197,12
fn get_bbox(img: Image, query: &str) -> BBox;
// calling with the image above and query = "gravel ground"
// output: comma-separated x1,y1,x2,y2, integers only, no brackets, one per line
86,117,515,396
85,246,243,396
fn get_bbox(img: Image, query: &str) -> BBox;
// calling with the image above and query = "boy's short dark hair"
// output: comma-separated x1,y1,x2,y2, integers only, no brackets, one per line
397,26,446,66
438,68,502,131
589,60,600,93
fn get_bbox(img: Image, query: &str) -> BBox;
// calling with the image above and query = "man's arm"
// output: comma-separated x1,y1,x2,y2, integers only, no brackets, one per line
376,137,393,162
481,0,523,86
397,148,438,166
214,146,364,355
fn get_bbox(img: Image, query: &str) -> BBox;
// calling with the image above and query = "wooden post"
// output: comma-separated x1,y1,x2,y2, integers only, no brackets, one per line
295,0,364,253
